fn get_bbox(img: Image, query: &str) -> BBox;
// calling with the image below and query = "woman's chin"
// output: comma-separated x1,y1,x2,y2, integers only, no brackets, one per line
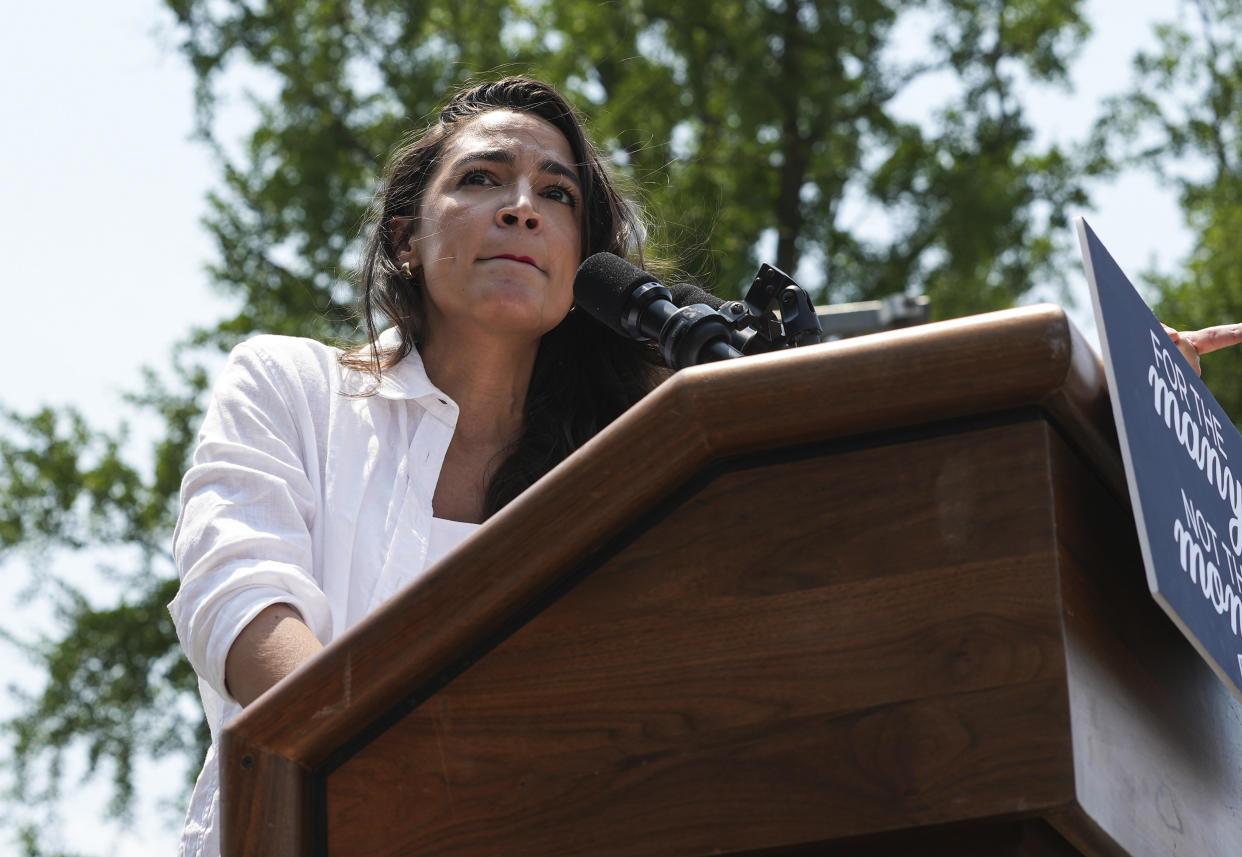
469,289,571,336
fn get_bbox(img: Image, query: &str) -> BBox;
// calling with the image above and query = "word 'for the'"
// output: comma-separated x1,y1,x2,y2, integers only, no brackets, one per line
1148,330,1242,553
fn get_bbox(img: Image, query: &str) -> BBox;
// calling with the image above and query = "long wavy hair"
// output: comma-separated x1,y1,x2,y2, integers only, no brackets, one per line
348,77,664,516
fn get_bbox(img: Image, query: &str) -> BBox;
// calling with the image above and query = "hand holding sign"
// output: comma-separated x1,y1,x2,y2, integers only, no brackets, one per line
1162,322,1242,377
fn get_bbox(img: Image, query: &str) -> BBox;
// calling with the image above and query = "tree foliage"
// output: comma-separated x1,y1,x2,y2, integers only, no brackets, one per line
1095,0,1242,421
167,0,1094,318
3,0,1105,852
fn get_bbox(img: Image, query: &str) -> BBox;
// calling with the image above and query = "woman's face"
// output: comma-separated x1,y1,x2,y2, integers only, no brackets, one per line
397,110,584,344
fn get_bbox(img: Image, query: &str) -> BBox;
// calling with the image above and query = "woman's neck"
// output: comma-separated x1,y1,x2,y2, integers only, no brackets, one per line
418,328,539,524
417,327,537,447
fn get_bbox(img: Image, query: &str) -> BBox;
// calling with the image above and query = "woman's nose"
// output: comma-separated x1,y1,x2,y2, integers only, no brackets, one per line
499,211,539,229
497,184,541,230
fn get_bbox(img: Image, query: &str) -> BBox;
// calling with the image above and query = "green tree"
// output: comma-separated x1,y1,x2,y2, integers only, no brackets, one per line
1095,0,1242,420
3,0,1096,851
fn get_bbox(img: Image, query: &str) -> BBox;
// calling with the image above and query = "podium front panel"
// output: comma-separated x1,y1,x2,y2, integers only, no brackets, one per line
320,415,1077,857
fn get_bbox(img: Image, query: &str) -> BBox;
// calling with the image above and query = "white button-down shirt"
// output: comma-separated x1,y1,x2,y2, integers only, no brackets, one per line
169,330,478,857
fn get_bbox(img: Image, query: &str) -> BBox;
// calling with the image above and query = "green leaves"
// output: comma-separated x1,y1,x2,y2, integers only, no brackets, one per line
164,0,1095,324
0,360,210,851
1095,0,1242,422
0,408,143,552
6,577,203,814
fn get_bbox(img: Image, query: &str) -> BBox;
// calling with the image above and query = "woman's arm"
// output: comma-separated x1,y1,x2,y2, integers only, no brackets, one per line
170,338,335,710
224,604,325,707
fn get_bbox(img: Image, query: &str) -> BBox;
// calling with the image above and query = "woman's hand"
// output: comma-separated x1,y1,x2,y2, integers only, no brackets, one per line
1162,323,1242,377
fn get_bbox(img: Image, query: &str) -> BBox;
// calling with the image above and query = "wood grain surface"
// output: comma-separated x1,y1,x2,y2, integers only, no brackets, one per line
746,817,1085,856
226,305,1090,754
323,420,1076,857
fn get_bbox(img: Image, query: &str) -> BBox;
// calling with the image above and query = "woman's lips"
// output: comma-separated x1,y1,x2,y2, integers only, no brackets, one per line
492,254,539,268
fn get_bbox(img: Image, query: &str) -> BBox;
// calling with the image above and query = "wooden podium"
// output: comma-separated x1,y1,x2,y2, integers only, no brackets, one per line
220,305,1242,857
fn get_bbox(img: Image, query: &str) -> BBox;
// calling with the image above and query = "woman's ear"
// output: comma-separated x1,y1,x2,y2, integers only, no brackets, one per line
388,216,419,268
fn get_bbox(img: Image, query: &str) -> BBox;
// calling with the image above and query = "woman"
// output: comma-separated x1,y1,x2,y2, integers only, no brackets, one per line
168,77,662,857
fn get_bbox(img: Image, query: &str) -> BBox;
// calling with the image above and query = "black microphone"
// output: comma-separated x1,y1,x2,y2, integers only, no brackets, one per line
669,282,776,356
573,252,670,340
669,282,724,310
574,253,742,370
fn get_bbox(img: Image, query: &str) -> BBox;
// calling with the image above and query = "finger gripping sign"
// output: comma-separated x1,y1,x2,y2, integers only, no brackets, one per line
1079,217,1242,703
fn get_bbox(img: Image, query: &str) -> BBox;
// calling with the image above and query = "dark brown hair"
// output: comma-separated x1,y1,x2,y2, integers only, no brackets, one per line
348,77,663,516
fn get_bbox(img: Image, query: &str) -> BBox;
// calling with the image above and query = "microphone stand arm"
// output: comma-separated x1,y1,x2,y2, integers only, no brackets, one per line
686,263,824,359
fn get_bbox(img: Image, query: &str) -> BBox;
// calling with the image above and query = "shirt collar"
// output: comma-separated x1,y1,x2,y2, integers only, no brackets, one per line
362,328,447,402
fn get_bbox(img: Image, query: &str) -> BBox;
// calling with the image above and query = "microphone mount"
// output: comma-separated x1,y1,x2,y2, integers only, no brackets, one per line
677,263,823,357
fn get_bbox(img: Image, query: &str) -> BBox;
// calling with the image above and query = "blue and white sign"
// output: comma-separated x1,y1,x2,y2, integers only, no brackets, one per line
1079,217,1242,703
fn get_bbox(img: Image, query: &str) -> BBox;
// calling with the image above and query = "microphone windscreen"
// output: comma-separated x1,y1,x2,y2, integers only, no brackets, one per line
669,283,723,309
573,252,658,335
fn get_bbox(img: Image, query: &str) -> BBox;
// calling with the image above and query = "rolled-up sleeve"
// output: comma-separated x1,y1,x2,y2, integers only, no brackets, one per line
169,339,333,703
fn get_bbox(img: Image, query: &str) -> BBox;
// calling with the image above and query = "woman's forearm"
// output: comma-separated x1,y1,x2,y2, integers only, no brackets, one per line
224,603,324,707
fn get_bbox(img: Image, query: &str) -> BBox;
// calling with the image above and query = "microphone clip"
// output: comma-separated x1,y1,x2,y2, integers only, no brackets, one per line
699,263,823,355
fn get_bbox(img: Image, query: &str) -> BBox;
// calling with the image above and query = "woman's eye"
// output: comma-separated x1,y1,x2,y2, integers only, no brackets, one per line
461,170,494,186
545,185,578,207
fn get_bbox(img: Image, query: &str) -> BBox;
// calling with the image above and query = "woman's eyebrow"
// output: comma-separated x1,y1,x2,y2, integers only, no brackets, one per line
539,158,582,190
451,149,582,190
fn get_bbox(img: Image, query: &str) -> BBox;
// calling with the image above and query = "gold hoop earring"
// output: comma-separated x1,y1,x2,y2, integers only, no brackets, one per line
401,261,414,279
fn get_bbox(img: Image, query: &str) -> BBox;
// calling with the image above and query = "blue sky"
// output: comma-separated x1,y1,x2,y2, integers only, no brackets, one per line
0,0,1195,854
